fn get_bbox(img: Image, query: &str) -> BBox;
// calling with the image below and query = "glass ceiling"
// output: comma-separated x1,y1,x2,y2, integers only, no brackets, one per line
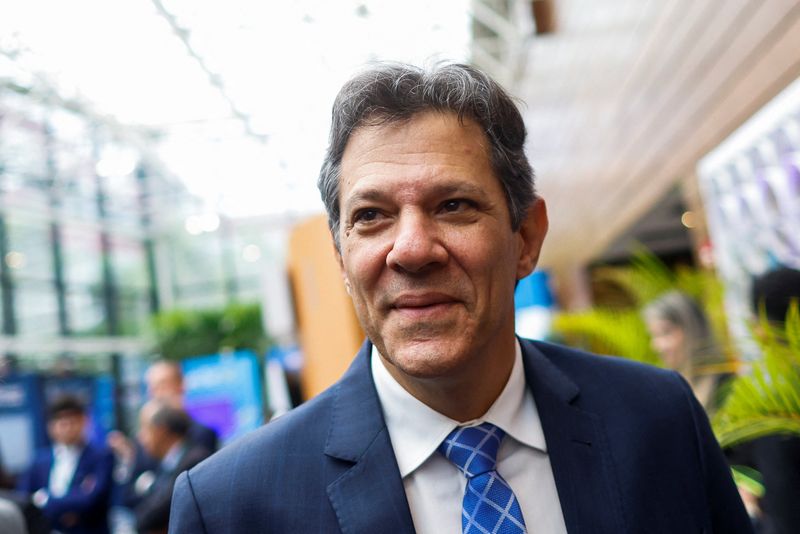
1,0,470,219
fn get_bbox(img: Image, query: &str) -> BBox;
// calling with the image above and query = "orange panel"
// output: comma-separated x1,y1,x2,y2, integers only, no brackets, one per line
287,214,364,400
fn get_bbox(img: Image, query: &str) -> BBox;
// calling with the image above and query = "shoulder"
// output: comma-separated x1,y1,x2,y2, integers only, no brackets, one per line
527,338,683,388
179,445,212,472
31,448,52,465
188,419,217,441
83,442,114,463
184,382,339,485
523,338,692,417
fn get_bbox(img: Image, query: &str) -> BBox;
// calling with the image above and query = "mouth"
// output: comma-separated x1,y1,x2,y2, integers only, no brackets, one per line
390,293,460,319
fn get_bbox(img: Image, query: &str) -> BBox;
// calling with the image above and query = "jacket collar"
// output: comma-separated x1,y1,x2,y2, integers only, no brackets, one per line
520,338,627,533
324,337,626,534
324,340,416,534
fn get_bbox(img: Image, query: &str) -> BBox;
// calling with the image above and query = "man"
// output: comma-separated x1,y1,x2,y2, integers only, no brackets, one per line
132,400,210,534
17,395,113,534
109,360,218,463
170,62,751,533
109,362,217,491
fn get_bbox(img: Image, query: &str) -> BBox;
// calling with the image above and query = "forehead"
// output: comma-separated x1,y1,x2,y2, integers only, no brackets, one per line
148,363,180,382
345,111,489,161
339,111,496,198
50,411,83,422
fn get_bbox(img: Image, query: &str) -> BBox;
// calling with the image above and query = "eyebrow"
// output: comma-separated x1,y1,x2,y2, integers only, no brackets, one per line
342,182,487,213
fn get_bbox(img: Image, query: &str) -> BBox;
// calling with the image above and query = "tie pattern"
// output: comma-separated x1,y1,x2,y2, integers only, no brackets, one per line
439,423,527,534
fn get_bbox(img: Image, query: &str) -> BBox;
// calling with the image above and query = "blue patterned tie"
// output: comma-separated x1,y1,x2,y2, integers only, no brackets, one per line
438,423,527,534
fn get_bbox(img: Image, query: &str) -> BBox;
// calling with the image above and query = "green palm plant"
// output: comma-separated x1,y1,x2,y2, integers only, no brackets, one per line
553,309,660,365
552,247,734,368
152,302,270,360
596,246,736,362
712,302,800,448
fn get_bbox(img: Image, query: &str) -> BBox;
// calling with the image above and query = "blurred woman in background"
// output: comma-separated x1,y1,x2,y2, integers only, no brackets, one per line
643,290,728,412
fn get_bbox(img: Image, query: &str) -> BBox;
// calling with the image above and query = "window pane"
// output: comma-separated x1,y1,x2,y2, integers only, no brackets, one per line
118,289,150,336
6,218,54,282
111,236,148,288
15,281,59,336
67,286,107,336
51,109,98,220
62,225,102,286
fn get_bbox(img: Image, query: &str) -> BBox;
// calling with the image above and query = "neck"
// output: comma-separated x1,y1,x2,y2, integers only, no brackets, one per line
380,337,517,422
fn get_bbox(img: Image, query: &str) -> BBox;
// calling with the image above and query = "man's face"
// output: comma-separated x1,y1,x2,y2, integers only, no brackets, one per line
48,412,86,447
336,111,547,384
137,407,168,459
145,364,183,402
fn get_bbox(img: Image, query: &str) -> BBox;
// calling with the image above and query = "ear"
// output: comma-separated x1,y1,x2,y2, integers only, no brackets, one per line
333,243,352,295
516,196,548,280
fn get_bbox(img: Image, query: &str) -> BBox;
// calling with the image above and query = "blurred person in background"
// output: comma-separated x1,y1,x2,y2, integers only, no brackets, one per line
643,290,731,413
16,395,114,534
130,399,210,534
739,266,800,534
107,360,217,531
108,361,217,470
170,62,750,533
0,496,28,534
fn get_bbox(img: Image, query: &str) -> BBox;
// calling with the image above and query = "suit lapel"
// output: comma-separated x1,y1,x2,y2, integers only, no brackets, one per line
324,340,415,534
520,339,626,534
68,445,92,492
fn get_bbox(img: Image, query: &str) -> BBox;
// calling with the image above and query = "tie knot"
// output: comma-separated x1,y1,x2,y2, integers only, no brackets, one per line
438,422,506,477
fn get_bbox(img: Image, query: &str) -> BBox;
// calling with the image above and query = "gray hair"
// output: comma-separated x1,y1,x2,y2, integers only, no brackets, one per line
318,62,535,250
643,291,715,364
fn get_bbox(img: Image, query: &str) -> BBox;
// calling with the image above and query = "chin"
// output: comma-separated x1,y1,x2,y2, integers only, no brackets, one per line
381,337,472,380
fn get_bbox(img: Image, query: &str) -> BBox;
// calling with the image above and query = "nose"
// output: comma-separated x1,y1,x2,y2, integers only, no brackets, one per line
386,211,448,273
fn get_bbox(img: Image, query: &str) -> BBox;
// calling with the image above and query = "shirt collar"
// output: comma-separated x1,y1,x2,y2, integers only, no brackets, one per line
371,339,547,478
161,440,186,472
52,444,82,459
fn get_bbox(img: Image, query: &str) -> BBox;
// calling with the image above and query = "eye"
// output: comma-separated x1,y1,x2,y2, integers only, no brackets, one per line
353,208,381,223
440,199,475,213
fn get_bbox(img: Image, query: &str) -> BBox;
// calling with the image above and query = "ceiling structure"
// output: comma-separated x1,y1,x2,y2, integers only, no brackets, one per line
504,0,800,268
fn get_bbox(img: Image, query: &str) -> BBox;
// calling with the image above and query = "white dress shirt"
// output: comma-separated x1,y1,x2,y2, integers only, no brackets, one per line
48,444,82,497
371,341,567,534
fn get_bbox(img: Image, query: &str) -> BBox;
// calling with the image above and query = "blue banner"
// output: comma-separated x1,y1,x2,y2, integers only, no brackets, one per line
182,351,264,445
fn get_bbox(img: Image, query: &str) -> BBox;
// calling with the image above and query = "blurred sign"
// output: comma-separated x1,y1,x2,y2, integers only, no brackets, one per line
514,270,555,341
0,374,46,474
182,351,264,445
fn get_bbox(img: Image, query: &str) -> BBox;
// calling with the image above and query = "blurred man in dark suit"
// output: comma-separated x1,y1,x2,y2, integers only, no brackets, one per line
131,399,210,534
108,359,217,520
108,360,217,471
17,395,113,534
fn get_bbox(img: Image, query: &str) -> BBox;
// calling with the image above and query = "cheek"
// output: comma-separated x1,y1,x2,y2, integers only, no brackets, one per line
343,246,385,291
457,237,517,287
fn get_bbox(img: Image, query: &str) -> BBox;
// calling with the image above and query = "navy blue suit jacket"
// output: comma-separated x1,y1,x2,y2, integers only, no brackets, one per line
17,442,114,534
169,339,752,533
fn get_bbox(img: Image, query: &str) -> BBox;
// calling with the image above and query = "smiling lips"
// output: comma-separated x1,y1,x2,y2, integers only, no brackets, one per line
390,293,460,319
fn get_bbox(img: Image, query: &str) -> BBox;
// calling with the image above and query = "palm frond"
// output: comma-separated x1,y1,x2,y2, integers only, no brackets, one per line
713,302,800,447
594,246,676,307
552,309,660,366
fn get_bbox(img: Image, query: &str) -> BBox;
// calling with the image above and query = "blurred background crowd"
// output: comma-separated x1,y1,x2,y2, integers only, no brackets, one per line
1,1,800,533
